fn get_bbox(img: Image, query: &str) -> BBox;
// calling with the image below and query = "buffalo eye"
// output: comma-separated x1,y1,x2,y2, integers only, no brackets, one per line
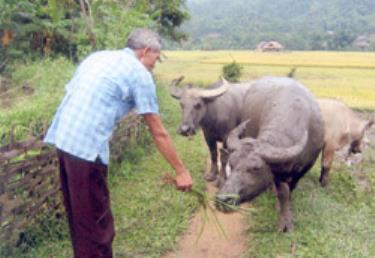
194,103,202,109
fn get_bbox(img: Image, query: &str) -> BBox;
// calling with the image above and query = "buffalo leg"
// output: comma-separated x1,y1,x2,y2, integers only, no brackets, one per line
320,146,335,187
216,147,229,188
275,181,293,232
204,138,218,182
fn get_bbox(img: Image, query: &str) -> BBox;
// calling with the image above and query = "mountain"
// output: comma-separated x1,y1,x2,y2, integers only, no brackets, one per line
178,0,375,50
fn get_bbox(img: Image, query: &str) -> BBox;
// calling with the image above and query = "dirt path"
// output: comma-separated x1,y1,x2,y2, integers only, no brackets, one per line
163,182,249,258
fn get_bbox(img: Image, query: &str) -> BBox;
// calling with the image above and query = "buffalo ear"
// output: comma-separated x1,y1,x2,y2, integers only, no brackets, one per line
227,120,251,151
367,114,375,128
170,76,184,99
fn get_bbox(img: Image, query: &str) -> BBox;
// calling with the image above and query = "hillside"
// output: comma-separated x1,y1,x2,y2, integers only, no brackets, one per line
179,0,375,50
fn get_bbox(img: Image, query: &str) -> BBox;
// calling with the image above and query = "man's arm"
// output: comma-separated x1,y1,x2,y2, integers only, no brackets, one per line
143,113,193,191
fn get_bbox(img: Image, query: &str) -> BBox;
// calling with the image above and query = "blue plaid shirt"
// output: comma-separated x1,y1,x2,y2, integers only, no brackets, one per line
44,48,159,164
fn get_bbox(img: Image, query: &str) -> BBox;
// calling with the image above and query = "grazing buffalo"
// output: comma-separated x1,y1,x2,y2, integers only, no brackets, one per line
170,76,254,186
317,98,374,186
214,77,324,232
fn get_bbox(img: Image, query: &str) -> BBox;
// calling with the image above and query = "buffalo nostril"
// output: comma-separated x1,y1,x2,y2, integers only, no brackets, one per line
215,194,240,212
179,125,192,136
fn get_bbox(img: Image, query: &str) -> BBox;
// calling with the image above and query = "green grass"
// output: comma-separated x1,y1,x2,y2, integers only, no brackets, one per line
0,57,75,144
246,156,375,258
1,51,375,257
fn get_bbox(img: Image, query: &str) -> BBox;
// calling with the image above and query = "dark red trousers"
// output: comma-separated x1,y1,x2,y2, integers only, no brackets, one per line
57,149,115,258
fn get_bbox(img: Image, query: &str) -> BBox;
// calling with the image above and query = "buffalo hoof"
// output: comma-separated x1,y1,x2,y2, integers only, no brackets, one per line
277,218,293,233
204,171,217,182
319,176,329,187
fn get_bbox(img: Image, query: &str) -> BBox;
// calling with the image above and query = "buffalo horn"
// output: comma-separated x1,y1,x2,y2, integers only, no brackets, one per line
199,77,231,99
170,76,184,99
260,130,308,164
227,120,251,151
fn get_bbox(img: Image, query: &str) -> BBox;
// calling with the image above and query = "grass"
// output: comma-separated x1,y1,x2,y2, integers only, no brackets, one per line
1,50,375,257
246,152,375,258
0,57,75,143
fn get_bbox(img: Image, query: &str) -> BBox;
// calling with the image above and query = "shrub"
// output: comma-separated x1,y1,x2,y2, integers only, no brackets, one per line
222,61,242,82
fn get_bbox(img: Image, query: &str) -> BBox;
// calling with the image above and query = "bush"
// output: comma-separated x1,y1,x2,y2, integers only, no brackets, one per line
222,61,242,82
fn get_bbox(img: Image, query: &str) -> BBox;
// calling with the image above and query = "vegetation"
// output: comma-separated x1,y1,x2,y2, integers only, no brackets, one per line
0,0,190,64
222,61,243,82
1,50,373,257
1,1,374,257
156,50,375,110
181,0,375,51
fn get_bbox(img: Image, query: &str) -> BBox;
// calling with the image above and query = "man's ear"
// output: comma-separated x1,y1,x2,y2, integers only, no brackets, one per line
141,47,150,57
134,48,148,59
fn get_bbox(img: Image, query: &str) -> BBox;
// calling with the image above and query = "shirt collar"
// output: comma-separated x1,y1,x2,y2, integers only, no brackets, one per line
123,47,136,57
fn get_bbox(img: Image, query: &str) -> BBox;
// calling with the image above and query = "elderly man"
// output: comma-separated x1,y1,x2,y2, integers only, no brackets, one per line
44,28,193,257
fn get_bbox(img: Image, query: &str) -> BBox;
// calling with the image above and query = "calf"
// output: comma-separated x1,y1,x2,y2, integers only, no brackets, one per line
318,98,374,186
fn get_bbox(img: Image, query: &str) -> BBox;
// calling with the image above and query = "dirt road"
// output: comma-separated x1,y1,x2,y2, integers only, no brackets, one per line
163,183,249,258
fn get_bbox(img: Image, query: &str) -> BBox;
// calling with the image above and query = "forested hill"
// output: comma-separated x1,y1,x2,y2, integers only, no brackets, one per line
180,0,375,50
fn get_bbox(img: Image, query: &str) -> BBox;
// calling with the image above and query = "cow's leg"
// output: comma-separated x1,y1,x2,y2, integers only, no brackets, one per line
216,147,229,188
275,181,293,232
320,146,334,187
204,139,218,182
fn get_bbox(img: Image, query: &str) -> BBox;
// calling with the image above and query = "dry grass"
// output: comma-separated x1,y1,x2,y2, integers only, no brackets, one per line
155,50,375,110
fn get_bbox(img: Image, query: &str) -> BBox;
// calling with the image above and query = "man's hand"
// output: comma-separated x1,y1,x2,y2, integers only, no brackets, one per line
175,170,193,192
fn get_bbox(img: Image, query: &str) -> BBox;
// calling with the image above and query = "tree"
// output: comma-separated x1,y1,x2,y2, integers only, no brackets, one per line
0,0,191,63
135,0,190,42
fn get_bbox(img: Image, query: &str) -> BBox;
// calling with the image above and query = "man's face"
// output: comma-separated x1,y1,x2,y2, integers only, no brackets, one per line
139,48,161,71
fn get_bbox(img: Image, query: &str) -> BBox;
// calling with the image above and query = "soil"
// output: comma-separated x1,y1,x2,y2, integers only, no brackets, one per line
163,182,249,258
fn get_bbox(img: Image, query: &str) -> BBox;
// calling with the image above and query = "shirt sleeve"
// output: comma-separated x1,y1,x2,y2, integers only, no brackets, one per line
131,71,160,115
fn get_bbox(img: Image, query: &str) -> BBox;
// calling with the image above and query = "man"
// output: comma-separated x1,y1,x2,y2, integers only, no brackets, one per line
44,28,193,257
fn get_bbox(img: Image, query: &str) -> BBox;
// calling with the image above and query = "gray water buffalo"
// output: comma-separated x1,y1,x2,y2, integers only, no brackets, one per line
214,77,324,232
170,76,254,186
318,98,374,186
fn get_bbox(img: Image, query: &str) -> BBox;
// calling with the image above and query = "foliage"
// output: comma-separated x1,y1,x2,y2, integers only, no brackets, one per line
182,0,375,51
0,0,190,64
136,0,190,42
0,0,81,61
222,61,242,82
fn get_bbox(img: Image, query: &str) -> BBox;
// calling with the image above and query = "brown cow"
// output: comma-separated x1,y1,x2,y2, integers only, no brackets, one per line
318,98,374,187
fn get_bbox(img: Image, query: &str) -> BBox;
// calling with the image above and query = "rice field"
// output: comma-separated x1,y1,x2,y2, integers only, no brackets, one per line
155,50,375,110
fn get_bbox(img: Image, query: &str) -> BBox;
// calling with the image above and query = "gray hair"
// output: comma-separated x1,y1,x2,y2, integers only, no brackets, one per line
127,28,161,51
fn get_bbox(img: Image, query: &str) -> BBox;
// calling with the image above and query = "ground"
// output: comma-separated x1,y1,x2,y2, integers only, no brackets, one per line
163,183,249,258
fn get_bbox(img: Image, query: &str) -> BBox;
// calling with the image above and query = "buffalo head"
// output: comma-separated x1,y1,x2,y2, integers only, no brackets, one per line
215,120,308,212
170,76,230,137
349,116,374,154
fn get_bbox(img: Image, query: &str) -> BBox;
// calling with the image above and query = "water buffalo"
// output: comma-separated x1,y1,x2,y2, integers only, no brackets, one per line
170,76,254,186
214,77,324,232
317,98,374,186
